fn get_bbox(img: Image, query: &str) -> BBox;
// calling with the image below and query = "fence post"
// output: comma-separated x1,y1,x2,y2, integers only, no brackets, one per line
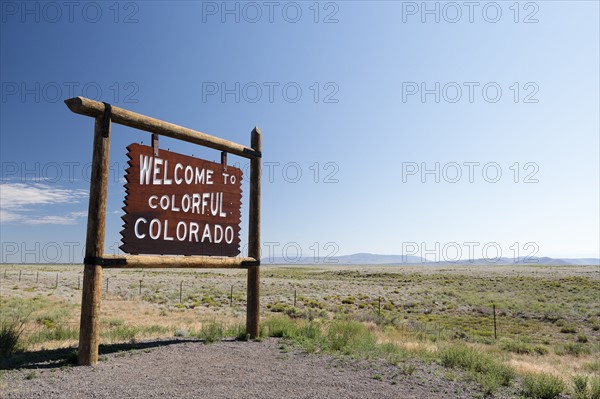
493,304,497,340
139,280,142,295
19,270,22,282
36,271,39,284
55,273,59,288
378,296,381,315
294,289,297,307
230,285,234,306
180,281,183,303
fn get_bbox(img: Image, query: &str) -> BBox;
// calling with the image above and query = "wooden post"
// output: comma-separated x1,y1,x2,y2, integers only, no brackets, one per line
36,271,39,284
18,270,21,282
179,281,183,303
493,304,497,340
78,116,111,366
139,280,142,295
246,127,261,338
230,285,234,307
294,289,297,307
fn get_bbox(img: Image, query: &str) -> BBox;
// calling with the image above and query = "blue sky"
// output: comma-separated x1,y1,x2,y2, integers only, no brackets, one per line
1,1,598,263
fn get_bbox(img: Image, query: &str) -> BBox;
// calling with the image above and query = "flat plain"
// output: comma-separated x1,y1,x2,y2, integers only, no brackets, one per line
1,264,599,398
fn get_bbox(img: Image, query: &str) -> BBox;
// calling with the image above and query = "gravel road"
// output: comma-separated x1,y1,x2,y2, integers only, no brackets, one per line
1,338,513,399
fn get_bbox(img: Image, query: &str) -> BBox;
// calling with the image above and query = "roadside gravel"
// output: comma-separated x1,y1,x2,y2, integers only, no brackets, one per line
1,338,515,399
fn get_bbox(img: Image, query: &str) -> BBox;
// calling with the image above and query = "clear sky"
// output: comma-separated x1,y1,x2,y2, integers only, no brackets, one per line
1,1,598,263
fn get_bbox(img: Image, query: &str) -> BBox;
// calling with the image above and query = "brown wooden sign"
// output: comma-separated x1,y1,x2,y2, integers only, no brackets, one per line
120,143,242,256
67,97,261,365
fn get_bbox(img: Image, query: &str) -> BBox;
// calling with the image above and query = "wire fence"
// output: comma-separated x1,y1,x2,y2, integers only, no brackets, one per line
1,268,530,343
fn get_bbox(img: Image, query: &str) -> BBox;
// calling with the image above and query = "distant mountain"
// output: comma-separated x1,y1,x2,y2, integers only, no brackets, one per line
435,257,600,266
261,252,425,265
261,253,600,266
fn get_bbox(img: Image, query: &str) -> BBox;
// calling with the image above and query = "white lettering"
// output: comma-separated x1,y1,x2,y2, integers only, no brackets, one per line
134,218,147,239
174,163,183,184
140,155,152,185
153,158,164,185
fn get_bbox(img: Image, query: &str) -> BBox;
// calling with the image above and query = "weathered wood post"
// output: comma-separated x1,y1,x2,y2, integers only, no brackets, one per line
78,113,111,365
180,281,183,303
246,127,261,338
493,304,497,340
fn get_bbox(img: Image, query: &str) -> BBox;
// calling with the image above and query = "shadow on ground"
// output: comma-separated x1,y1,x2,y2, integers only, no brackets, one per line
0,338,200,371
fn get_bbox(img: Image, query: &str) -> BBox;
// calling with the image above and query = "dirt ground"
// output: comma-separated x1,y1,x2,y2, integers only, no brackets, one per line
0,338,520,399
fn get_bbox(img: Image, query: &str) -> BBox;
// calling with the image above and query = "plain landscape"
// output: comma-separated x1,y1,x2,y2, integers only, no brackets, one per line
1,263,599,398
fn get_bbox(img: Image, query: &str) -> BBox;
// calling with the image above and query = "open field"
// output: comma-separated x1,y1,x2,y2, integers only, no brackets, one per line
1,263,599,398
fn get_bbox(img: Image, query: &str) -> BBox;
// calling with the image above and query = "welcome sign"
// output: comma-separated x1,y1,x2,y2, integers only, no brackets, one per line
120,143,242,256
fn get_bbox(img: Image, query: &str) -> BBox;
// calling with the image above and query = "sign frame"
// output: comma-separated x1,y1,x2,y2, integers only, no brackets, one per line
65,97,261,365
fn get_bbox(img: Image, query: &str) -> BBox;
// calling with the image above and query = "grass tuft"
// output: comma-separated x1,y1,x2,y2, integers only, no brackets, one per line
0,314,29,358
521,372,565,399
440,343,514,394
573,375,589,399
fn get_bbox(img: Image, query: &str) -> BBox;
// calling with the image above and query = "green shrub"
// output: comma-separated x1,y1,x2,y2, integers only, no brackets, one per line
573,375,588,399
108,319,124,327
533,345,549,355
174,328,189,337
577,334,588,343
379,342,409,365
198,321,223,343
304,299,325,309
584,360,600,373
560,325,577,334
562,342,591,356
264,316,296,338
292,322,323,353
225,324,247,341
0,315,28,357
341,297,356,305
266,303,303,318
201,296,218,307
325,320,376,356
267,302,291,313
521,372,565,399
500,337,533,354
591,377,600,399
440,344,514,394
400,364,416,376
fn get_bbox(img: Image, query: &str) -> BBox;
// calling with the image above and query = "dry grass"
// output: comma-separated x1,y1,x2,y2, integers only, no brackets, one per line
1,263,598,387
509,353,598,382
